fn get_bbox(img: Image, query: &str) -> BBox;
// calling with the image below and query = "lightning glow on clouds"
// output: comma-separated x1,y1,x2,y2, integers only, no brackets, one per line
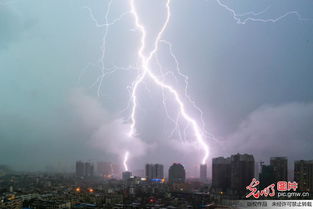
83,0,312,172
125,0,210,170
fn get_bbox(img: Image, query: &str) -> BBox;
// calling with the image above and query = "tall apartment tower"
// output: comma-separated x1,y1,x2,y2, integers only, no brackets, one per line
212,157,231,191
270,157,288,181
76,161,85,177
230,153,255,196
75,161,94,177
294,160,313,192
145,164,164,180
122,171,132,181
85,162,94,177
155,164,164,179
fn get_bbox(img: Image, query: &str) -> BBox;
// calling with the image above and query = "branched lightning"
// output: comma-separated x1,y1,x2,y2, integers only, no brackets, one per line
84,0,213,171
84,0,313,172
126,0,209,167
216,0,313,24
83,0,133,97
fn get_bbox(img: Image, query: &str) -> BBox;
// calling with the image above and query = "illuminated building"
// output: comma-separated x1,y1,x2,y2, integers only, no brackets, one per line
168,163,185,183
294,160,313,192
270,157,288,181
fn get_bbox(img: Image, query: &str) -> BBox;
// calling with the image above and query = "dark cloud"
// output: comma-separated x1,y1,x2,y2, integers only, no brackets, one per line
222,102,313,163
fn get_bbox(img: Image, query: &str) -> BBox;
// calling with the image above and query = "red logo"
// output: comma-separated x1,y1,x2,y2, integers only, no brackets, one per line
246,178,298,199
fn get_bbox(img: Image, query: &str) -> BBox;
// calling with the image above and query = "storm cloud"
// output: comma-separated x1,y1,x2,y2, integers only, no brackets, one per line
0,0,312,175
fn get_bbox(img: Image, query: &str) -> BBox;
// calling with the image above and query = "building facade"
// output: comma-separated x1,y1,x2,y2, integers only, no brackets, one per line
168,163,186,183
294,160,313,192
122,171,132,181
145,164,164,180
75,161,85,177
270,157,288,181
230,154,255,197
212,157,231,192
75,161,94,177
259,164,274,189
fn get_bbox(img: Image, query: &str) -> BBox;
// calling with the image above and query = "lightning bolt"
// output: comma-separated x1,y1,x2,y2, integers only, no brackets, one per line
84,0,211,171
216,0,313,24
125,0,210,169
85,0,312,172
123,151,129,171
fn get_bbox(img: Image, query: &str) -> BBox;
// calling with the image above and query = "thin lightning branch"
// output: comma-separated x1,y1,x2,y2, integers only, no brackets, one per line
216,0,313,24
126,0,210,167
160,40,215,141
83,1,132,96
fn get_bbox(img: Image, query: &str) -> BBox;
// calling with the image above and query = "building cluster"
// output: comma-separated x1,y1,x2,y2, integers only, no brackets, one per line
1,154,312,208
211,153,254,198
145,164,164,180
0,172,212,209
76,161,122,180
294,160,313,192
259,157,313,192
75,161,94,178
211,155,313,199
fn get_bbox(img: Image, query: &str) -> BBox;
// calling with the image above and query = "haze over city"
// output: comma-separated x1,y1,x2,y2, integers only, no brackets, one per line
1,0,313,176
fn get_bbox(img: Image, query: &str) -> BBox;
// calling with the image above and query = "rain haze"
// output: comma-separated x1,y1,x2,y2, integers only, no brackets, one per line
0,0,313,177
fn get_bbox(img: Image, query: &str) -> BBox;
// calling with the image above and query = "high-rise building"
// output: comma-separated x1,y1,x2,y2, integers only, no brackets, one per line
122,171,132,181
230,153,255,196
259,164,274,189
155,164,164,179
76,161,94,177
294,160,313,192
168,163,186,183
212,157,231,191
145,164,164,180
146,164,154,179
200,164,208,183
85,162,94,177
270,157,288,181
76,161,85,177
